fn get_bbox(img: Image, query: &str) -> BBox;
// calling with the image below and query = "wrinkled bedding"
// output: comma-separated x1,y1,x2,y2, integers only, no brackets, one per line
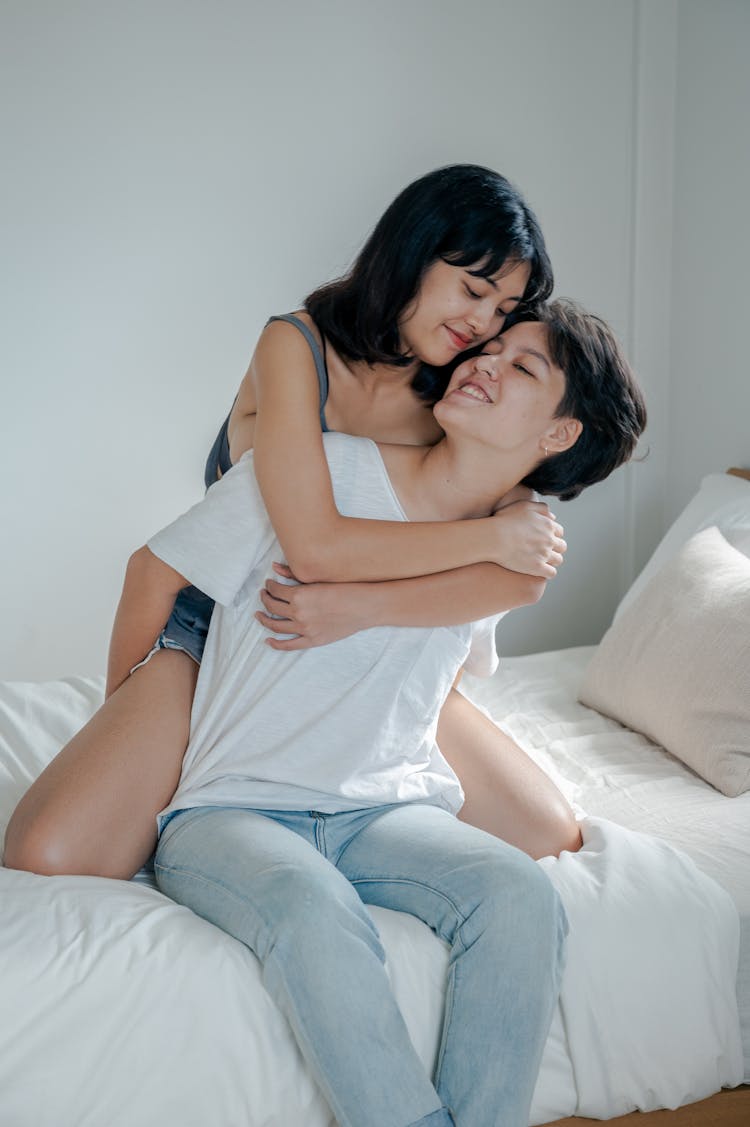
0,665,744,1126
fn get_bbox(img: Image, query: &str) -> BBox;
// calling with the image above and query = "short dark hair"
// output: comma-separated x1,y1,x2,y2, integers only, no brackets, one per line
306,164,552,401
521,299,647,501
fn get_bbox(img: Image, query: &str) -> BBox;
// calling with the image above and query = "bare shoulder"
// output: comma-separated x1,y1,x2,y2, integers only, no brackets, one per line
280,309,323,345
233,311,321,418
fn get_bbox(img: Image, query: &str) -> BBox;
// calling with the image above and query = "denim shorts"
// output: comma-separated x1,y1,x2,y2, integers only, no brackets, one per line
131,585,214,672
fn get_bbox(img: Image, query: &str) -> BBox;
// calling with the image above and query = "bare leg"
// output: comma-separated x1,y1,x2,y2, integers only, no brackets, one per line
437,688,582,859
3,650,198,879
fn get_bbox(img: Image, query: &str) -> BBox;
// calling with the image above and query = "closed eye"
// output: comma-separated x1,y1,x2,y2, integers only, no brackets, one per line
514,362,535,377
464,283,482,299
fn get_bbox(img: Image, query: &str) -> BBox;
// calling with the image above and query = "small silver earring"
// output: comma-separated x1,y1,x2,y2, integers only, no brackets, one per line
544,445,549,457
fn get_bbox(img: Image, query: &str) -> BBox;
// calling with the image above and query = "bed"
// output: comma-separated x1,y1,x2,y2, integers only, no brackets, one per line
1,470,749,1127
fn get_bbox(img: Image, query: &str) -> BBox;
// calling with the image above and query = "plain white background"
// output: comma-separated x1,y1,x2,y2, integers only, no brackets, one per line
1,0,748,679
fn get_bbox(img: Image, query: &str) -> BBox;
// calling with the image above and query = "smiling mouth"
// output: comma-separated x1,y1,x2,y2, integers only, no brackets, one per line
455,381,492,403
446,327,472,348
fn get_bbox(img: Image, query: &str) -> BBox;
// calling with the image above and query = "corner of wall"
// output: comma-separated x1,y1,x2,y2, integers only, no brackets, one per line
624,0,678,586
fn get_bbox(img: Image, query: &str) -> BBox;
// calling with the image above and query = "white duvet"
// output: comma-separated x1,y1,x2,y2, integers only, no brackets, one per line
0,674,744,1126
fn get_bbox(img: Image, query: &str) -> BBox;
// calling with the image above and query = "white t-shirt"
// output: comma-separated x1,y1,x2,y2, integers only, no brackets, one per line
149,433,501,826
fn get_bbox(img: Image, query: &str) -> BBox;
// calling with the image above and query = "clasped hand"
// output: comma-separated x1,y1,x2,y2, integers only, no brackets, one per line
491,499,566,578
255,563,364,651
255,501,566,650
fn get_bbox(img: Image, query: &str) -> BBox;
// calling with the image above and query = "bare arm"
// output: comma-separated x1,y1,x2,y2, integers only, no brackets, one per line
341,563,546,626
106,547,189,697
255,483,552,648
256,561,546,651
248,321,559,582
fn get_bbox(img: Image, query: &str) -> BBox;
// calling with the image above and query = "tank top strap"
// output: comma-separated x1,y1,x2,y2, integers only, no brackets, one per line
204,313,330,488
204,402,235,488
266,313,330,432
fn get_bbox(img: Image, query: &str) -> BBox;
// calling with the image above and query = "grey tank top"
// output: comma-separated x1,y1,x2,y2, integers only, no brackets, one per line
203,313,330,488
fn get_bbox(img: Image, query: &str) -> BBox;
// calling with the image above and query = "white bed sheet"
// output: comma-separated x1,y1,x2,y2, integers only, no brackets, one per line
463,644,750,1084
0,667,745,1126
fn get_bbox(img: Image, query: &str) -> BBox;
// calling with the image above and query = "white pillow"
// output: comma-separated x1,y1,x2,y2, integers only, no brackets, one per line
580,526,750,797
616,472,750,620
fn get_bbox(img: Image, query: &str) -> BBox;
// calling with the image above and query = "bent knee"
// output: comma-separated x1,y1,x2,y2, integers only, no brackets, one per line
558,814,583,856
548,792,583,858
534,803,583,861
4,812,89,877
4,817,61,875
475,844,562,924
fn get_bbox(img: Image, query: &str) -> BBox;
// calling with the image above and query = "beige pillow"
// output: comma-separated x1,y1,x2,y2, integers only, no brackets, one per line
579,526,750,797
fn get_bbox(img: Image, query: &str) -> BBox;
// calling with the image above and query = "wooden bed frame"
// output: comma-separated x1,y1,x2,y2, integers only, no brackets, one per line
541,1085,750,1127
543,465,750,1127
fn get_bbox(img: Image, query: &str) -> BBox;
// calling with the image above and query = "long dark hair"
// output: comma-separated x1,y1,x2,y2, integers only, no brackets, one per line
306,164,552,403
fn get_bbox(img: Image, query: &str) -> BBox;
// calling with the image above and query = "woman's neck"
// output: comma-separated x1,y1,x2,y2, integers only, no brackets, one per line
345,354,422,391
324,346,442,447
379,438,531,522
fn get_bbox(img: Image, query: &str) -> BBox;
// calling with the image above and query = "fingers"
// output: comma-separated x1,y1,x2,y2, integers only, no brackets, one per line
532,505,565,545
257,581,309,639
528,561,557,579
272,561,297,580
263,578,292,603
529,544,565,577
265,635,312,651
259,590,291,617
255,610,298,636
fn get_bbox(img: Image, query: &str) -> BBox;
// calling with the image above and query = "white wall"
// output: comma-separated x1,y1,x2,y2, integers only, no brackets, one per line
0,0,743,679
665,0,750,522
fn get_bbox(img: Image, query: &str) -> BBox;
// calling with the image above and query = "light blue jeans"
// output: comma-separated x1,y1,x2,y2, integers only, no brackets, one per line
155,802,567,1127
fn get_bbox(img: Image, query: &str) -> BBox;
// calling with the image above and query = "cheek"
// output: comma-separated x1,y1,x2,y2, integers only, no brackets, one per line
401,287,442,337
507,388,546,427
448,288,470,315
424,277,466,323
